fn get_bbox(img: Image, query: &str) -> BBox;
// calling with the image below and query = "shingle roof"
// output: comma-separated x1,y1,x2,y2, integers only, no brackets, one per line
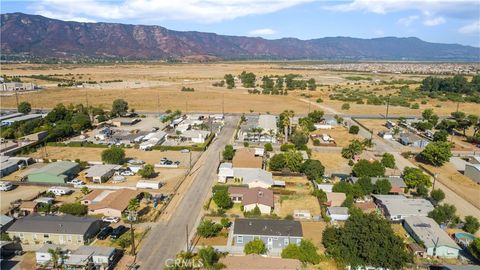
233,218,302,237
87,189,141,212
7,214,98,235
233,168,273,186
404,216,460,250
228,187,274,207
85,164,119,177
72,245,115,256
221,254,301,270
327,206,349,215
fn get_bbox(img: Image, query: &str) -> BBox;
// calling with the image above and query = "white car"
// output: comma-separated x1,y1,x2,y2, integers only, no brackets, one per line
120,170,135,176
67,179,84,185
0,181,14,191
102,216,120,223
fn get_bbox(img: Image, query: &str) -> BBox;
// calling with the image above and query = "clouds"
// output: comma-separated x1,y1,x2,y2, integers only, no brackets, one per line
248,28,277,36
397,15,419,27
423,16,446,26
459,21,480,34
30,0,314,23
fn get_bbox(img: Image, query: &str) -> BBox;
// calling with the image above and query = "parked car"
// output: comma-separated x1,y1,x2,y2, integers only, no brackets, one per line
97,226,113,240
180,149,190,153
120,170,135,176
102,216,120,223
67,179,85,186
110,225,127,239
0,181,14,191
48,186,72,196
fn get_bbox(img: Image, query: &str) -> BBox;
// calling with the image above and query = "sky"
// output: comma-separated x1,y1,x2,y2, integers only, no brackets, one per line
2,0,480,47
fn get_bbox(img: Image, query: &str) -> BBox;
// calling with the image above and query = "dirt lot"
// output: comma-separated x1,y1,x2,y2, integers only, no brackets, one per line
275,176,313,195
411,159,480,209
310,126,362,148
357,119,392,134
276,195,321,218
3,62,478,116
301,221,327,252
27,146,200,167
0,185,46,213
311,152,351,174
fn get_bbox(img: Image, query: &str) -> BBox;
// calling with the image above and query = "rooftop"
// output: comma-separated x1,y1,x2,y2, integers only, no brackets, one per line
233,168,274,186
233,218,303,237
373,195,434,217
85,189,140,212
28,161,78,176
221,254,301,270
327,206,349,215
1,114,43,123
228,187,274,207
85,164,120,177
7,214,98,235
71,245,115,256
258,115,277,132
404,216,460,250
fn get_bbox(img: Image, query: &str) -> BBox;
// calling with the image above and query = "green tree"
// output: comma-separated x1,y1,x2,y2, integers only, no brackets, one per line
307,78,317,90
430,189,445,205
402,167,431,189
433,130,448,142
312,189,327,204
48,248,61,269
101,146,125,164
307,110,324,123
80,186,90,195
213,189,232,209
138,164,155,178
428,204,457,226
127,198,140,212
381,153,395,169
373,179,392,195
284,150,304,172
220,217,231,228
222,145,234,160
469,238,480,261
352,160,385,177
419,141,452,166
416,184,429,197
291,131,308,149
58,203,88,216
71,113,92,132
111,99,129,116
197,220,223,238
239,71,256,88
244,239,267,255
269,153,286,171
341,140,363,159
197,246,225,270
463,216,480,234
349,125,360,134
264,143,273,152
301,159,325,181
281,240,321,265
322,211,411,269
357,176,373,195
224,74,235,89
17,101,32,114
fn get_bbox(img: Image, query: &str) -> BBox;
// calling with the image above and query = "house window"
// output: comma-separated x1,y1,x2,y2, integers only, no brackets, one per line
237,236,243,244
67,235,72,242
284,238,289,245
43,234,49,238
273,237,278,240
33,234,38,240
17,233,24,240
296,239,301,244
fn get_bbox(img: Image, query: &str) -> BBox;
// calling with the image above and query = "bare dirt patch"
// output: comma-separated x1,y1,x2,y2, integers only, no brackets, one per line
277,195,321,218
311,152,351,174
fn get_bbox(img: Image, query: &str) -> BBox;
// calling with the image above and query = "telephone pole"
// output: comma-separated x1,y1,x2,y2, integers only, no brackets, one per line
385,94,391,119
14,90,19,108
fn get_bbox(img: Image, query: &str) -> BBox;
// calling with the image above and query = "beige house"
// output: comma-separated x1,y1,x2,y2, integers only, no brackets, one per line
228,186,274,214
81,189,141,218
7,215,101,245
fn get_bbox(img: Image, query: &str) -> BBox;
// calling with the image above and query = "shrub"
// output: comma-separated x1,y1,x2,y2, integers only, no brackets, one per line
212,189,232,209
101,146,125,164
59,203,87,216
197,220,223,238
352,160,385,177
349,125,359,134
381,153,395,169
341,103,351,110
281,240,321,265
280,144,295,152
264,143,273,152
244,239,267,255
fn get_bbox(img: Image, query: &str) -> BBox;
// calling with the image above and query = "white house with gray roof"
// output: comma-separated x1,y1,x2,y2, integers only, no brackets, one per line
233,219,303,250
373,194,434,221
403,216,460,258
85,164,120,183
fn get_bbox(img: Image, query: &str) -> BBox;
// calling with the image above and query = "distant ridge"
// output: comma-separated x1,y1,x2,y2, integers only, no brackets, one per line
1,12,479,61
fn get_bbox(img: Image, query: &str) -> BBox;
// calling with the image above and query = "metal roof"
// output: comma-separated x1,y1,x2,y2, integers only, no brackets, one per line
7,214,98,235
404,216,460,250
28,161,78,176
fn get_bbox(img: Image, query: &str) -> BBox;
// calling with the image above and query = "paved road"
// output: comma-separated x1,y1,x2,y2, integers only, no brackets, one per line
346,117,480,218
136,116,238,269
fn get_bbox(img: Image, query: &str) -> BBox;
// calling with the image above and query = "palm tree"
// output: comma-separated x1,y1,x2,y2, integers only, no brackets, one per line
362,138,375,148
197,246,225,270
281,110,294,143
48,248,61,269
341,139,364,159
127,198,140,212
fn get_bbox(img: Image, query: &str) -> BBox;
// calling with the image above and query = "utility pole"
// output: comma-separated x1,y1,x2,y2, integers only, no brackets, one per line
128,210,137,256
186,100,188,114
157,91,160,117
185,224,189,252
222,94,225,115
385,94,391,119
85,88,89,108
308,101,311,114
432,173,439,190
14,90,19,108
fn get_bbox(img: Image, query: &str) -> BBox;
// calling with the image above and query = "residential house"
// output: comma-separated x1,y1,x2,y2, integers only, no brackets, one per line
1,82,35,92
315,183,333,193
35,244,68,265
464,163,480,184
218,162,234,183
403,216,460,258
233,168,279,188
232,148,263,169
1,114,43,127
111,117,140,127
228,187,274,214
326,206,350,221
85,164,120,183
140,131,167,150
326,192,346,207
373,194,434,221
233,219,303,250
399,133,429,148
19,201,40,214
7,214,101,245
65,245,117,269
354,201,377,213
27,161,80,184
258,115,278,135
0,156,19,177
0,215,14,232
237,115,277,143
220,254,301,270
0,112,23,122
81,189,141,218
180,130,211,144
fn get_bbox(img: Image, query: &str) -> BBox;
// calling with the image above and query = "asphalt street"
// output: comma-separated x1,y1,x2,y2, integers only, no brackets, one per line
136,116,238,269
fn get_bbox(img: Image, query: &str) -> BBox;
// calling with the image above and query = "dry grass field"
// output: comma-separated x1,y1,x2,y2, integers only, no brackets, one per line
277,195,321,217
2,62,478,116
301,221,327,252
310,126,362,147
311,152,351,174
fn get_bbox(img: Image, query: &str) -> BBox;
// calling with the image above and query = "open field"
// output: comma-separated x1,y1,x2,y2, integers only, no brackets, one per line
276,195,321,217
2,62,479,116
310,126,362,148
275,176,313,195
410,159,480,209
301,221,327,252
311,152,351,174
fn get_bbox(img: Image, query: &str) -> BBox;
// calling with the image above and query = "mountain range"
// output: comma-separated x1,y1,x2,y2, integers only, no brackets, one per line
1,12,479,61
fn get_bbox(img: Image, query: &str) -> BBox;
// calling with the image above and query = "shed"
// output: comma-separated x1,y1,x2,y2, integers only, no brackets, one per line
85,164,120,183
27,161,80,184
326,206,350,221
